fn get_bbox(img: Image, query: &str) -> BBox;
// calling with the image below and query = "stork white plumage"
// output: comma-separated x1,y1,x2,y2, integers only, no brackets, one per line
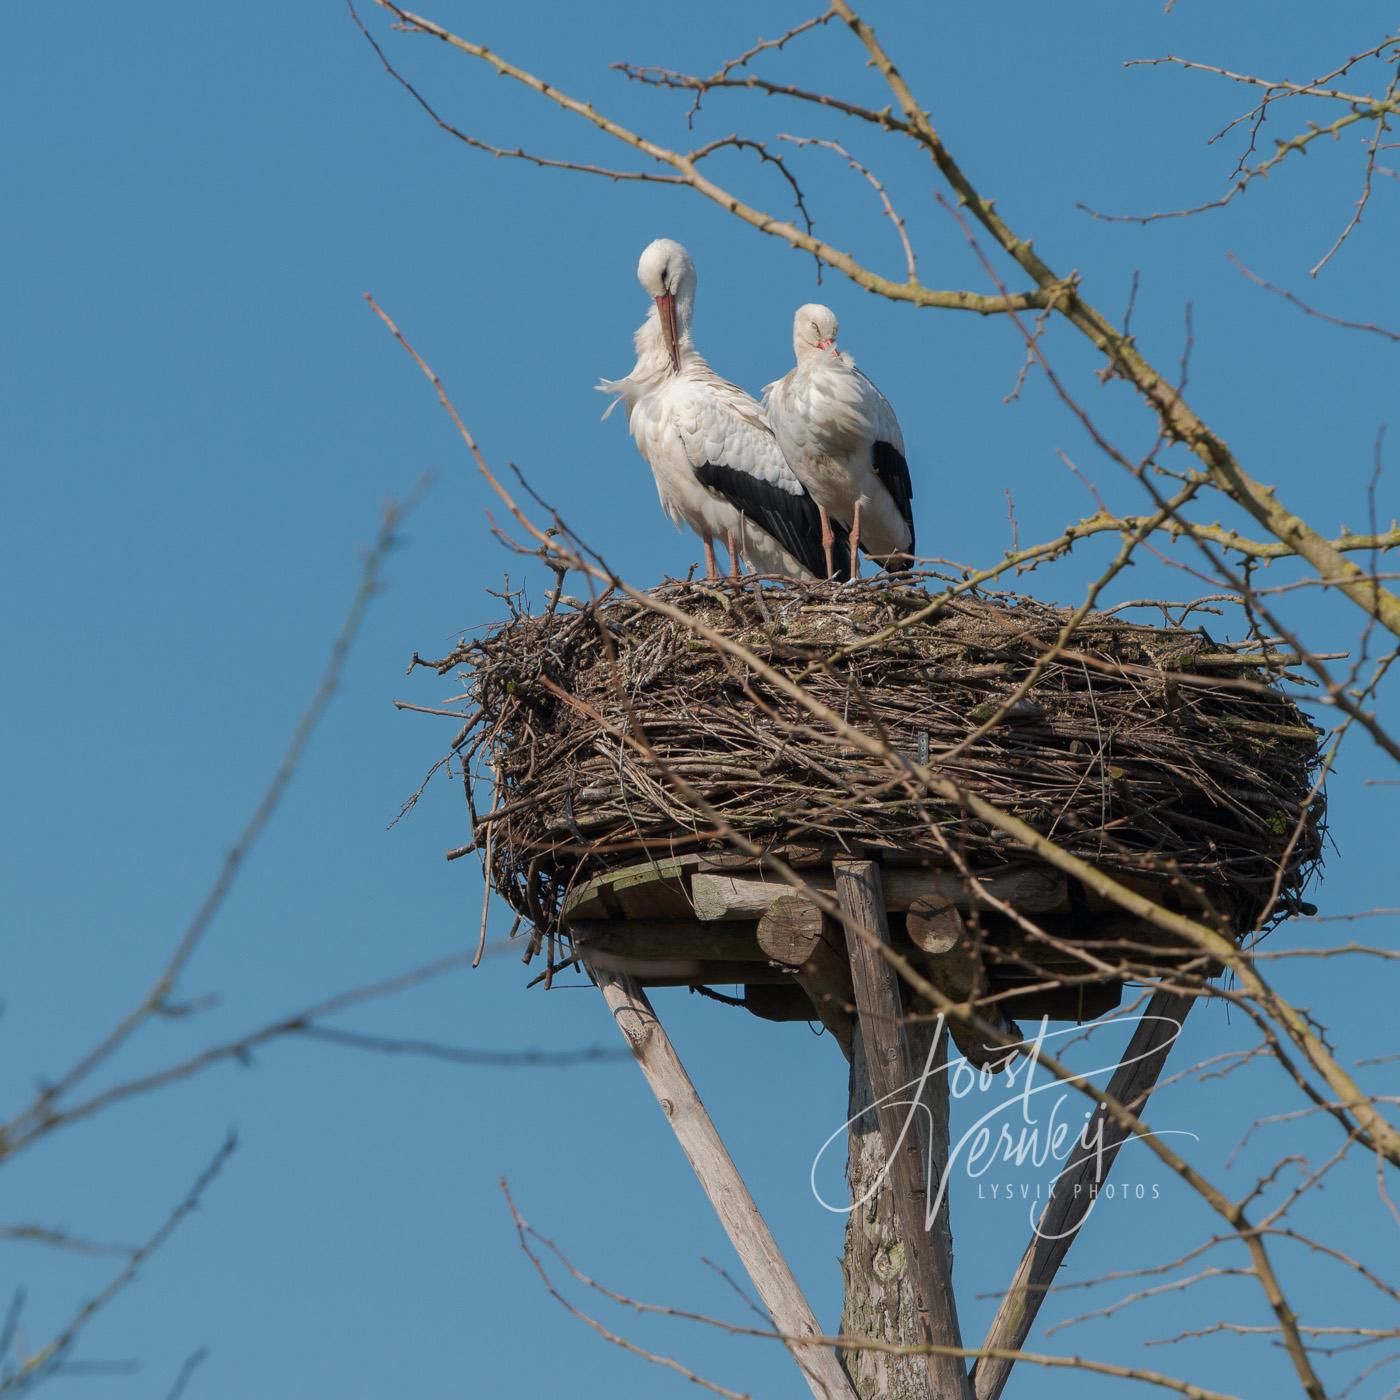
598,240,845,582
764,304,915,577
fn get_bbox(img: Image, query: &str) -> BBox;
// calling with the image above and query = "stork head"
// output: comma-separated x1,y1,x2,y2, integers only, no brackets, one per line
637,238,695,373
793,303,840,360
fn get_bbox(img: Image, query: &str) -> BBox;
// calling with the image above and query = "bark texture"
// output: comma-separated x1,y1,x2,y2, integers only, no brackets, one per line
840,1012,956,1399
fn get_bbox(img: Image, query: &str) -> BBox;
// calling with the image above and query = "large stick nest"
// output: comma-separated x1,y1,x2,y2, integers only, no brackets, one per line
422,577,1324,941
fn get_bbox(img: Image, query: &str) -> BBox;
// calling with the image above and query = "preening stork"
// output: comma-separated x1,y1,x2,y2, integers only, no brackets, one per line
599,240,845,582
764,304,915,577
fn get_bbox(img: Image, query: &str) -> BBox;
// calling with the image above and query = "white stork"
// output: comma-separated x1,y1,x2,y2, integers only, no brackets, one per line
764,303,915,577
599,240,845,582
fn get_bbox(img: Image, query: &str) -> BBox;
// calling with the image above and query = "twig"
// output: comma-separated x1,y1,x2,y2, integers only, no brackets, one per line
1228,252,1400,341
0,1137,236,1394
0,479,431,1161
778,133,917,280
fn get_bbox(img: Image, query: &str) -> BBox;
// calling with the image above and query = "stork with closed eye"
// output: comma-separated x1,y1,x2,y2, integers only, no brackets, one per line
764,303,915,578
599,240,845,582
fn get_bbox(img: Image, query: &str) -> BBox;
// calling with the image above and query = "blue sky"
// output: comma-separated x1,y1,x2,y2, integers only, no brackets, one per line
3,3,1397,1397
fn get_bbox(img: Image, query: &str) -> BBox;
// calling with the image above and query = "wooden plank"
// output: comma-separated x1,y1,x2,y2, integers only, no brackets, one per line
590,967,857,1400
982,923,1113,973
580,947,795,987
567,918,762,962
636,964,795,988
562,854,706,922
615,879,698,920
743,983,818,1022
694,866,1065,923
755,896,854,1057
562,849,841,924
1077,869,1169,913
971,990,1195,1400
834,859,972,1400
988,980,1123,1022
998,909,1217,964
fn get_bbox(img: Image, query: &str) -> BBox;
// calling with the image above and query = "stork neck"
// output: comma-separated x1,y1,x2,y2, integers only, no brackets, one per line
795,339,850,372
634,292,696,375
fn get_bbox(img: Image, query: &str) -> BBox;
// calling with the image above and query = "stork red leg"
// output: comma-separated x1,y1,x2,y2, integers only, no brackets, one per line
703,536,719,582
848,501,862,579
818,505,835,580
726,528,740,579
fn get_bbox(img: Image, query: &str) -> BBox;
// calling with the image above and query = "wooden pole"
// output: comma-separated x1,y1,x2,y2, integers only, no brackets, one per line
842,1015,954,1399
591,966,857,1400
834,859,972,1400
971,989,1196,1400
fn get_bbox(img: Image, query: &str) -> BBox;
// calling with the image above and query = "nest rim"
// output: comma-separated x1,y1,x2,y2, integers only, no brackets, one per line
423,575,1326,956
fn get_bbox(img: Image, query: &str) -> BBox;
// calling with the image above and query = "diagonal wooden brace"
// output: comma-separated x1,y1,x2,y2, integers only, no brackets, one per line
971,988,1196,1400
591,966,857,1400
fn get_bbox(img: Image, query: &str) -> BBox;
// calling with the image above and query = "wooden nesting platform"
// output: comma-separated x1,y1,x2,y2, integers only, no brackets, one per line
563,848,1223,1038
569,850,1203,1399
404,580,1327,1399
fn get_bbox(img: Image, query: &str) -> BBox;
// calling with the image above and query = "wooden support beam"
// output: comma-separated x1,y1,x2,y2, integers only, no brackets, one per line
906,894,964,956
988,980,1123,1023
908,901,1019,1071
574,941,790,987
563,849,836,923
694,866,1065,924
755,895,854,1058
754,893,831,964
631,964,795,988
744,983,819,1022
986,914,1207,969
971,990,1196,1400
568,918,763,962
834,859,972,1400
590,966,857,1400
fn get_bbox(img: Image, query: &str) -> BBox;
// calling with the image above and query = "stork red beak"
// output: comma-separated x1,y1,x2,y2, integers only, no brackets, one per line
654,293,681,373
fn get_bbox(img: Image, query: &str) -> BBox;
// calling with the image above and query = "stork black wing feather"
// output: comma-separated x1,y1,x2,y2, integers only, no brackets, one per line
871,440,915,558
694,462,851,580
